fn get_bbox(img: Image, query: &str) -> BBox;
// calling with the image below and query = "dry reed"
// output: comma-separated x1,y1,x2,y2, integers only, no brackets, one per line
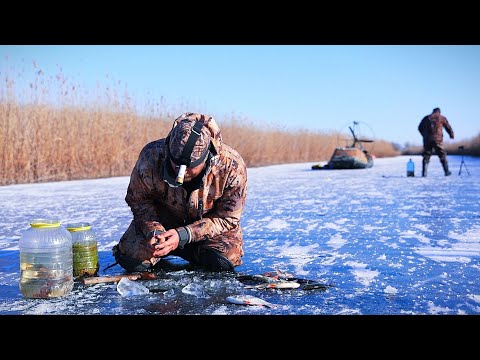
0,60,402,185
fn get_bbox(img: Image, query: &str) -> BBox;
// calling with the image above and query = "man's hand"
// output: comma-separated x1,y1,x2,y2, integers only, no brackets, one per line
149,229,180,258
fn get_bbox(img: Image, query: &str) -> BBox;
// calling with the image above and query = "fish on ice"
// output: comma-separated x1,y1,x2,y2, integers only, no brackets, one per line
226,295,277,308
244,280,301,289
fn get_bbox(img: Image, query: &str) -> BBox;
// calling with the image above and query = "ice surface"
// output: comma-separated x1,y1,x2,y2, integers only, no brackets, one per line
1,155,480,314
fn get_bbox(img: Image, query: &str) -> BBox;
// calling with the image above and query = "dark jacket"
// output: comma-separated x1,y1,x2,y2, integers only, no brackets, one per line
418,113,454,144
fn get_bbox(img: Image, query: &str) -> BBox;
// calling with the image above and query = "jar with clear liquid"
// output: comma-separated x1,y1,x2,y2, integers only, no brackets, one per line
19,219,74,298
66,223,99,278
407,158,415,177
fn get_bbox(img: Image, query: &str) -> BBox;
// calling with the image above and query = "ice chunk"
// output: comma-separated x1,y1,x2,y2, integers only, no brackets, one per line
204,278,223,291
117,277,150,297
181,283,210,298
163,289,175,299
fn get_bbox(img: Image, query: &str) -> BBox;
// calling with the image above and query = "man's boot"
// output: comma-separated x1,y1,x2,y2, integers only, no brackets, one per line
441,158,452,176
422,159,429,177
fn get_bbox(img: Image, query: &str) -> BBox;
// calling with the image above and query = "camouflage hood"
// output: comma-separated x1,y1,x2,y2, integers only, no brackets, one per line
163,112,224,187
166,112,223,159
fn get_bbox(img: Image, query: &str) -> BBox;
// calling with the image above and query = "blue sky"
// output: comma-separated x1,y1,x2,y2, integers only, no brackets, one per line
1,45,479,145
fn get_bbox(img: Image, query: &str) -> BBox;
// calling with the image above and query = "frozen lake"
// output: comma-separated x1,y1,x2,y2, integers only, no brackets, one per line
0,155,479,315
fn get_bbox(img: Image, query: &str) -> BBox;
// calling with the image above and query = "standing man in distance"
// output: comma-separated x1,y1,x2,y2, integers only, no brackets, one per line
418,107,455,177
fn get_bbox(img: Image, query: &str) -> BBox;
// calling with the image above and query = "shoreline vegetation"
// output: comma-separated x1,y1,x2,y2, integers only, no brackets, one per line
0,101,402,185
1,63,478,186
402,138,480,158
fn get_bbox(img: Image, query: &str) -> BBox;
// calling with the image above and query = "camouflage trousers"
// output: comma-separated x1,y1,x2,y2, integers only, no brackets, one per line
112,221,243,272
422,140,447,163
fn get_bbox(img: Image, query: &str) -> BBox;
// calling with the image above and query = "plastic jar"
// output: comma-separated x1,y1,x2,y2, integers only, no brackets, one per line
66,223,99,278
19,219,74,298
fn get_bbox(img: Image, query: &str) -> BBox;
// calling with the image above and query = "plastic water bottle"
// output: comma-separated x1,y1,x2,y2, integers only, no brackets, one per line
66,222,99,278
407,158,415,177
19,219,74,298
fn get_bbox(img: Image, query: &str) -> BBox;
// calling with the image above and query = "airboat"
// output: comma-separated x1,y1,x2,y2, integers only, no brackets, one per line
312,121,375,170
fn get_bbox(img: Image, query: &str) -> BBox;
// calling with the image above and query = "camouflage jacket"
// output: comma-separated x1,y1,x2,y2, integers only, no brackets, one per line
124,113,247,261
418,113,454,144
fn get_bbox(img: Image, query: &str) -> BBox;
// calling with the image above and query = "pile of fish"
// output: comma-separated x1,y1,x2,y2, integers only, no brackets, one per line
235,269,333,291
226,269,334,308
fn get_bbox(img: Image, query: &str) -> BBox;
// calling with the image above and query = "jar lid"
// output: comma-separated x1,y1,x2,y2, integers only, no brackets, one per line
30,220,61,228
66,223,92,232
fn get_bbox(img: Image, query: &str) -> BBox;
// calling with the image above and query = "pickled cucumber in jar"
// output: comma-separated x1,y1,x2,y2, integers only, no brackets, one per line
66,223,99,277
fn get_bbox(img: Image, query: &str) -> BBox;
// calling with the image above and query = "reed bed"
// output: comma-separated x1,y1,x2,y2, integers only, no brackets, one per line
0,61,401,185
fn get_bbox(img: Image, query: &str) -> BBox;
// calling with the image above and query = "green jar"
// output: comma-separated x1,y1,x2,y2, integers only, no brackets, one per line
66,223,99,278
